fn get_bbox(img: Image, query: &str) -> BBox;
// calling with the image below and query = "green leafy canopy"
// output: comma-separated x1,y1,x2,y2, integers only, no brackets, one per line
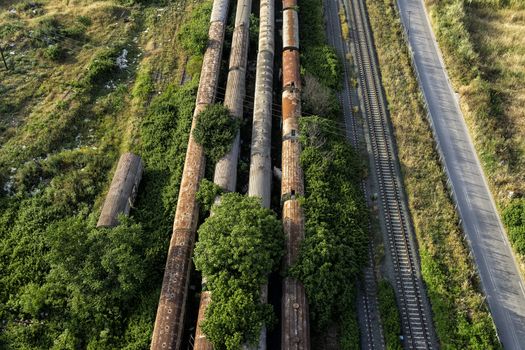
192,103,240,164
193,193,283,349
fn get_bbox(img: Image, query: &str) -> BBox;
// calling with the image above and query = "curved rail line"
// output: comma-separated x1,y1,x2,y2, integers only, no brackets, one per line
346,0,436,347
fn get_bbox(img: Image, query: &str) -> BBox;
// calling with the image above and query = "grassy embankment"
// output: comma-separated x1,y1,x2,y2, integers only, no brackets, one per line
364,0,500,347
422,0,525,270
0,0,210,348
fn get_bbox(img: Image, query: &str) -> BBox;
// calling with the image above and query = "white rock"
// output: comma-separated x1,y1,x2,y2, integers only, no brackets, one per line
116,49,128,69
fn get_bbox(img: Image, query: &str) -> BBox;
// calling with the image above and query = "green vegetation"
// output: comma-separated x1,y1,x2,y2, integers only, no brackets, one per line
377,280,402,350
300,0,343,117
302,45,343,91
365,0,500,347
0,0,208,347
291,0,367,347
193,193,283,350
192,103,240,164
502,200,525,255
292,117,367,347
176,1,213,56
43,44,64,61
424,0,525,270
196,178,223,213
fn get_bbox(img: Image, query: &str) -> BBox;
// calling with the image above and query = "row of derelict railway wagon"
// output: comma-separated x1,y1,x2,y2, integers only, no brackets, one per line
97,0,311,347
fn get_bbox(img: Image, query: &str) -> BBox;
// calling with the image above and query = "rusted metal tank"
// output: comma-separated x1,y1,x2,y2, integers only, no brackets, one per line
248,0,275,209
246,0,275,348
194,290,213,350
96,153,143,228
193,0,252,348
281,0,310,348
282,9,299,50
150,0,230,348
212,0,251,191
282,50,301,90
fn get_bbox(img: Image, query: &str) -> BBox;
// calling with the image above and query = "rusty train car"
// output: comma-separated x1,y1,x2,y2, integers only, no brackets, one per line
193,0,252,348
150,0,230,348
281,0,311,348
247,0,275,348
97,153,143,228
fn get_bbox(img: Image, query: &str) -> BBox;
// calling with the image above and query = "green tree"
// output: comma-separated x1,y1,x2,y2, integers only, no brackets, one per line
192,103,239,164
193,193,283,349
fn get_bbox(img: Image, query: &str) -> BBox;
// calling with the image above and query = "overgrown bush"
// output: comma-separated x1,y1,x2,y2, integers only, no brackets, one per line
377,280,402,350
177,1,213,56
43,44,64,61
292,0,364,345
302,45,343,90
192,103,239,163
503,199,525,255
196,178,223,213
31,17,62,47
291,116,368,341
193,193,283,349
83,47,120,87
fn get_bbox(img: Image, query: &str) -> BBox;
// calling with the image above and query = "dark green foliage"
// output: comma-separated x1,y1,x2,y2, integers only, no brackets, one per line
136,78,198,239
31,17,63,47
377,280,402,350
302,45,343,90
291,116,368,337
76,15,93,27
249,14,259,47
291,0,365,345
193,193,283,349
192,103,240,164
176,1,213,56
196,178,223,213
299,0,343,91
43,44,64,61
83,48,120,87
503,199,525,255
132,66,154,101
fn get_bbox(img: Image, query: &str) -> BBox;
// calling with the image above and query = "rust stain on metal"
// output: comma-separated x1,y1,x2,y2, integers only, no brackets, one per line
193,0,252,348
194,291,213,350
281,0,310,348
150,0,230,348
282,50,301,89
97,153,144,228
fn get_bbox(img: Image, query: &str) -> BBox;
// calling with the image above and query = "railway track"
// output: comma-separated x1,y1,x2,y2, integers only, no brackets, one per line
324,0,384,348
345,0,436,348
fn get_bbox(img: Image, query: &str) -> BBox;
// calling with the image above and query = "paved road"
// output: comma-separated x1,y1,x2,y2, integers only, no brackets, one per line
396,0,525,348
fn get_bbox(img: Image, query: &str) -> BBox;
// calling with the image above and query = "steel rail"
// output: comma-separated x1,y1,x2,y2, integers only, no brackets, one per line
346,0,436,347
